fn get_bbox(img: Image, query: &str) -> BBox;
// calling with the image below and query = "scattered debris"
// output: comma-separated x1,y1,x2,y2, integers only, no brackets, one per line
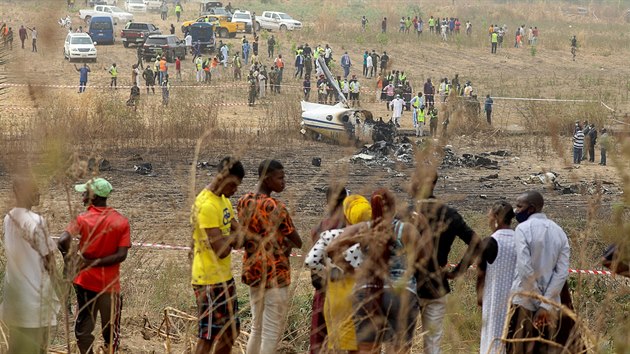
134,163,153,175
479,173,499,182
523,172,558,185
370,118,397,143
350,139,414,167
196,161,216,169
489,150,511,157
442,147,499,169
479,194,488,199
312,157,322,167
87,158,112,171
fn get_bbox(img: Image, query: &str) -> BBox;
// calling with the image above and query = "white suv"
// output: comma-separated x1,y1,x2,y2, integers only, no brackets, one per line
125,0,147,12
64,33,97,62
256,11,302,31
231,10,253,33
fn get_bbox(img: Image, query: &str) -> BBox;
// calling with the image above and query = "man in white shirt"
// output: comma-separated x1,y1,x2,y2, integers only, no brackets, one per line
389,94,404,127
1,177,60,354
507,191,570,353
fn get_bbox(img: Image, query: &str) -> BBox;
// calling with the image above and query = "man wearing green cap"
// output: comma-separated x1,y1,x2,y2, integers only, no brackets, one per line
58,177,131,354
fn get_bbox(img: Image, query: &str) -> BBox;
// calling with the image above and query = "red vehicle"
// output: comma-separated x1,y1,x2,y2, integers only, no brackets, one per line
121,22,161,47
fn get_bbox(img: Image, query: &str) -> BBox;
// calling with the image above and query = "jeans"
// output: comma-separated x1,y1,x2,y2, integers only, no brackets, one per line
343,65,350,78
573,147,582,164
75,285,122,354
418,296,447,354
247,286,289,354
491,42,497,53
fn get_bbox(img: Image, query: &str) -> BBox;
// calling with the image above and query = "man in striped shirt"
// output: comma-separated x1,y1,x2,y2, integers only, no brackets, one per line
573,123,584,164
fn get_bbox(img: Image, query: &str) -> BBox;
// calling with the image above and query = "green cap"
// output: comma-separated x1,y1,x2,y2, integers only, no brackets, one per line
74,178,113,198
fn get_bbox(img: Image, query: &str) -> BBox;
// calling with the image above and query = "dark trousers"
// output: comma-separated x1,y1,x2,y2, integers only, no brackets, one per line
491,42,497,53
110,77,117,88
8,326,49,354
20,37,25,49
309,290,327,354
79,81,87,93
430,121,437,137
588,143,595,162
506,305,553,354
363,64,368,77
32,38,37,52
486,109,492,124
601,148,607,165
75,285,122,354
573,147,582,164
426,94,434,106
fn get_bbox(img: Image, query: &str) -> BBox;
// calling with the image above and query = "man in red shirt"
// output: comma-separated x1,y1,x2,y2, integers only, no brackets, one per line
58,177,131,354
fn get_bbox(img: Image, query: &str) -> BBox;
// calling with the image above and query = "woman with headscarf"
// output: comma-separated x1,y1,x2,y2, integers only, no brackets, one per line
306,194,372,353
476,201,516,354
306,185,348,353
327,189,432,354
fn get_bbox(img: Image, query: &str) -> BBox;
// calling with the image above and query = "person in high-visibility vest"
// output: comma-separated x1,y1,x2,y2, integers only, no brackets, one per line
491,31,498,54
410,92,425,136
349,75,360,107
175,2,183,22
195,56,203,82
108,63,118,89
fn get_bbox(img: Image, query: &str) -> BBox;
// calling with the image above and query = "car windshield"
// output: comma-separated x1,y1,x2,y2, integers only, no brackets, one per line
233,13,249,19
90,21,112,30
145,38,167,45
129,0,143,3
110,7,125,12
278,13,293,20
72,37,94,44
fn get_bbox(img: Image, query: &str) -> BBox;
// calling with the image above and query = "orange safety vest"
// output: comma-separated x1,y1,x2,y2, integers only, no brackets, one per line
275,58,284,68
159,59,167,72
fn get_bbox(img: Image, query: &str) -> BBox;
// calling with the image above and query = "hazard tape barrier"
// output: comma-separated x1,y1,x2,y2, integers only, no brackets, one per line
131,241,614,276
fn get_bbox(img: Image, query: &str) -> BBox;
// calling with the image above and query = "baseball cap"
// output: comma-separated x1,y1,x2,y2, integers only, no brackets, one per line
74,177,113,198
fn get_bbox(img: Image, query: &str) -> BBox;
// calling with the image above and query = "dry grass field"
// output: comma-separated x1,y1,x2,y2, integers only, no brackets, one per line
1,0,630,353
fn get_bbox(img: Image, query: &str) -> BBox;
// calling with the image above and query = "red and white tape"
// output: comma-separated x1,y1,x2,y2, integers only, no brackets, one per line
131,242,613,276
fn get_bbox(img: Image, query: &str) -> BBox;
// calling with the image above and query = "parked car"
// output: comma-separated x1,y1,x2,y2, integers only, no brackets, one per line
121,22,161,47
204,7,232,19
231,10,252,33
125,0,147,12
142,34,186,62
256,11,302,31
79,5,134,25
88,15,115,44
144,0,162,11
88,0,117,6
181,14,244,38
188,22,215,53
64,32,98,61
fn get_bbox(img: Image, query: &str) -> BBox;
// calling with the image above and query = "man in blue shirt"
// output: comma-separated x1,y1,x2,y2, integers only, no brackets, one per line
484,94,493,124
74,63,90,93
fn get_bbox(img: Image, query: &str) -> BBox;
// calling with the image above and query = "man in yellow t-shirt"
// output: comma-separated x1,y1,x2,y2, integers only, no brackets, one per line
191,157,245,354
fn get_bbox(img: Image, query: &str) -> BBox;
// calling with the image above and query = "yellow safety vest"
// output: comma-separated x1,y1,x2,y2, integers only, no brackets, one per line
412,96,420,108
417,109,425,123
110,66,118,77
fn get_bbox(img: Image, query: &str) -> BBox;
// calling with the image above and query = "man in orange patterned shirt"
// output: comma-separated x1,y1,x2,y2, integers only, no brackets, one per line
237,159,302,354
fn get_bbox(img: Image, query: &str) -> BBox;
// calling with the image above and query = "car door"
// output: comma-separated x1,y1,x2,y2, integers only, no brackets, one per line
272,13,281,30
64,34,71,57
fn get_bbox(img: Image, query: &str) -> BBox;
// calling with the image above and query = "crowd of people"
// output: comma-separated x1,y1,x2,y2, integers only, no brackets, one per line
3,158,628,354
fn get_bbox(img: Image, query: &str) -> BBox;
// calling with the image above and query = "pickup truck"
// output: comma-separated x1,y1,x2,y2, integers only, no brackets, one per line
256,11,302,31
181,14,244,38
121,22,161,47
79,5,134,25
88,0,117,6
144,0,162,11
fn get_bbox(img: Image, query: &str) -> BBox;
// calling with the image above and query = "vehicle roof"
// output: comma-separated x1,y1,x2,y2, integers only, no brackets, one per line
147,34,178,38
68,32,93,37
262,11,287,14
90,15,114,20
232,10,251,14
190,22,214,28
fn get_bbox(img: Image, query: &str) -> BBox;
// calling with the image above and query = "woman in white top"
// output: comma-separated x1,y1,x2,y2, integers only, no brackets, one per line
476,201,517,354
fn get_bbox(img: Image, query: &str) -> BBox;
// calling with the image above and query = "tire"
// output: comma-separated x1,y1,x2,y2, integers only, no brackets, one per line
218,28,228,38
123,41,129,48
279,24,287,32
